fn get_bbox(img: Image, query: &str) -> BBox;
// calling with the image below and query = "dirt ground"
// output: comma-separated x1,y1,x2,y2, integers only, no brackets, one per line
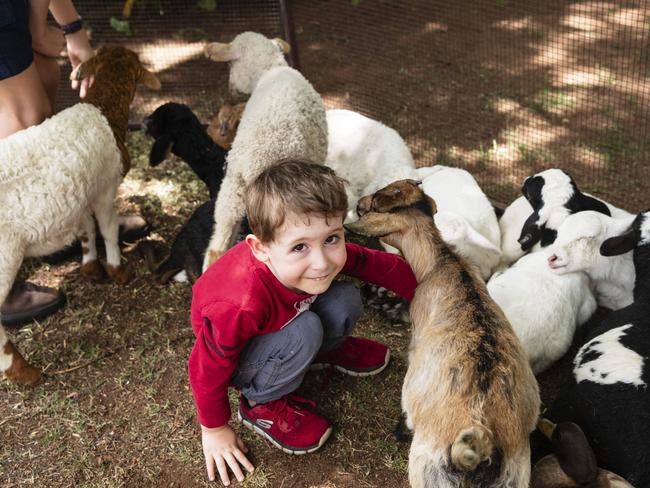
1,1,647,487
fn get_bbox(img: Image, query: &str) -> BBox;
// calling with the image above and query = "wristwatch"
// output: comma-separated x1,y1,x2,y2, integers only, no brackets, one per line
59,17,84,36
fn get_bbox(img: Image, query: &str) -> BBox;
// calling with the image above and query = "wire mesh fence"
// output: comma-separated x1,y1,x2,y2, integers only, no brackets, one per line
57,0,650,210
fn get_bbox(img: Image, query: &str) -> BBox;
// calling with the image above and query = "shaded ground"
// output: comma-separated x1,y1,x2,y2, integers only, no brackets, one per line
2,1,648,487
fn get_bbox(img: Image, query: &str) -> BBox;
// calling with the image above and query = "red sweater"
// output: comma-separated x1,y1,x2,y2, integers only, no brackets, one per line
189,241,417,428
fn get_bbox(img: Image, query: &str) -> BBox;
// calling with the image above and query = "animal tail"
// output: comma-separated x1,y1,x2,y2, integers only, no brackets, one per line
450,425,493,471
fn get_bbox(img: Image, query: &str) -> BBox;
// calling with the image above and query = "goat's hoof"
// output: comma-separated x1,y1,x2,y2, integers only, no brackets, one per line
80,260,107,282
3,342,42,386
105,264,131,284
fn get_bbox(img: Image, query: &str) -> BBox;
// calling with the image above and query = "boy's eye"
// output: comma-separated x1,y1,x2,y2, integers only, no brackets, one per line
292,243,306,253
325,234,340,245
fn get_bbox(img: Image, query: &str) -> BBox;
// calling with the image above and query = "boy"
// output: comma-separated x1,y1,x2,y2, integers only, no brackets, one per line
190,160,417,486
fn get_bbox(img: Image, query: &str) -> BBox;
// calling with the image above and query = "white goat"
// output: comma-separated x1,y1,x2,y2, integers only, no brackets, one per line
487,250,597,374
202,32,327,269
548,211,636,310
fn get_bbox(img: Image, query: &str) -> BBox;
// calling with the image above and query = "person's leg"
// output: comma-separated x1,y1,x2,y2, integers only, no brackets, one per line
232,311,323,403
311,281,391,376
0,61,51,137
310,281,363,352
232,312,332,454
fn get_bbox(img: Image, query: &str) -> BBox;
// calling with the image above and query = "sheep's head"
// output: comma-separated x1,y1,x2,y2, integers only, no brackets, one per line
204,32,290,96
143,102,202,166
207,102,245,150
70,45,161,93
346,180,435,249
601,209,650,259
547,211,616,275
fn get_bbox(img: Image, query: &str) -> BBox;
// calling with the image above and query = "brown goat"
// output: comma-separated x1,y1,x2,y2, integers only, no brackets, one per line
206,102,245,150
348,180,540,488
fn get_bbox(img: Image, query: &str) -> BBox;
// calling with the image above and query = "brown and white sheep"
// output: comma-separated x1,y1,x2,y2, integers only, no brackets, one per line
347,179,540,488
0,45,160,385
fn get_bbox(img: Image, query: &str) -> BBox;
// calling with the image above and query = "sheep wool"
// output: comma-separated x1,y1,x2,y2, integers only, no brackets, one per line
202,32,327,268
1,104,121,256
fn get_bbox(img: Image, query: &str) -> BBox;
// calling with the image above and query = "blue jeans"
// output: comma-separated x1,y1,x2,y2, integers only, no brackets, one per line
231,281,363,404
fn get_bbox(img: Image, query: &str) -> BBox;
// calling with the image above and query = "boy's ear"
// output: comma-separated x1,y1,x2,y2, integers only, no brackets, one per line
246,234,270,262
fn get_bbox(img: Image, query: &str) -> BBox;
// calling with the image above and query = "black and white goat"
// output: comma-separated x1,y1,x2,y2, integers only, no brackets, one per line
538,209,650,487
500,169,630,266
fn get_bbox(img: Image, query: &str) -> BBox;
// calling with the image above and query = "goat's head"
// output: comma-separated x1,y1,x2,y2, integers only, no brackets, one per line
71,45,161,95
346,179,436,249
601,209,650,259
207,102,245,150
143,102,203,166
204,32,290,96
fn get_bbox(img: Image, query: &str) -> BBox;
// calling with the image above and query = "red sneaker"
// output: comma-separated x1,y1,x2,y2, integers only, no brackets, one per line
311,336,390,377
238,394,332,454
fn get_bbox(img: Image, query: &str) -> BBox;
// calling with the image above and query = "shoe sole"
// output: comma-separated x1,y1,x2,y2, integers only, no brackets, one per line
237,411,332,455
310,348,390,377
1,293,66,329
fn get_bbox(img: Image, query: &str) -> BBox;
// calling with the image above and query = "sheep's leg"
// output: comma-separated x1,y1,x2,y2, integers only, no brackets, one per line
0,238,41,385
202,172,245,271
93,193,129,284
78,211,105,281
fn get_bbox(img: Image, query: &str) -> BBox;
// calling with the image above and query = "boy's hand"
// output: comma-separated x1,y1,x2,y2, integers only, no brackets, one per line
202,424,254,486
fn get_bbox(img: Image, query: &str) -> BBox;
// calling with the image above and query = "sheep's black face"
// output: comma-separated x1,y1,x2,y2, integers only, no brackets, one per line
144,102,200,140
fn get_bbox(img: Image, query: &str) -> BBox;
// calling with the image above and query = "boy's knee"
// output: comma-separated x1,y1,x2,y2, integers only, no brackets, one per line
294,311,324,355
336,282,363,320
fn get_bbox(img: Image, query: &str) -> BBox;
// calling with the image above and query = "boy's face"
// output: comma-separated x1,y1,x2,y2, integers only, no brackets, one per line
247,212,347,295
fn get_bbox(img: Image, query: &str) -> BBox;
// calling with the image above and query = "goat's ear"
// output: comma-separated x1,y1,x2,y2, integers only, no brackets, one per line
272,38,291,54
140,68,161,90
346,212,404,238
423,194,437,215
600,229,636,256
518,212,542,251
204,42,239,62
149,135,173,166
70,56,98,81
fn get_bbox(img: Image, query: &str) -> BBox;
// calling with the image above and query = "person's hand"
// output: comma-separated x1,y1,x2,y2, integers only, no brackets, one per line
31,25,65,58
65,30,94,98
202,424,254,486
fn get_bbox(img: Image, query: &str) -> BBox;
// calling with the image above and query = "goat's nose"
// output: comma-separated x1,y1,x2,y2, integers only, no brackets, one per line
357,195,373,217
547,254,558,266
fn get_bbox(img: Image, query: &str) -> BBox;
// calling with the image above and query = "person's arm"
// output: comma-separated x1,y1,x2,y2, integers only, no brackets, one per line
342,242,417,301
48,0,94,97
28,0,65,58
189,300,256,485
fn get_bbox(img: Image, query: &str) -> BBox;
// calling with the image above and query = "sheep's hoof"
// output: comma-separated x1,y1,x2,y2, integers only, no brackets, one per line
3,341,42,386
80,260,107,282
105,264,131,284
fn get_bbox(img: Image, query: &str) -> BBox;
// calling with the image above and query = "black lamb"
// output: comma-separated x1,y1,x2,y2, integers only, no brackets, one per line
144,102,227,198
143,102,249,283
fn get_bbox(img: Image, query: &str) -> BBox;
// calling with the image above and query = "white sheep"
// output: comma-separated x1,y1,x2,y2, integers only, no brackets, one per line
324,109,418,222
202,32,327,269
548,211,636,310
0,45,160,385
487,250,597,374
416,165,502,280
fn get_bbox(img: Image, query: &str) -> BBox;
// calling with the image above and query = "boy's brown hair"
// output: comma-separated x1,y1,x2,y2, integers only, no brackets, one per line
245,159,348,242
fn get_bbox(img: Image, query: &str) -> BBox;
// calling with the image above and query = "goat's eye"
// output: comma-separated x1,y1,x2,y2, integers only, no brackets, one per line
392,188,402,196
